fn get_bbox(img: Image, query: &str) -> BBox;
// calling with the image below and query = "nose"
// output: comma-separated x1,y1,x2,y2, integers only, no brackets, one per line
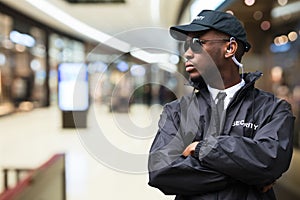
184,46,193,61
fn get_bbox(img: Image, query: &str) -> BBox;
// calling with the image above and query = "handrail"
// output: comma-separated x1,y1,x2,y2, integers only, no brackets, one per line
2,168,33,191
0,153,66,200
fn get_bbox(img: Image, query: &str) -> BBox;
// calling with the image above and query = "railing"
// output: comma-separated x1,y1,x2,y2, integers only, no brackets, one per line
2,168,33,191
0,154,66,200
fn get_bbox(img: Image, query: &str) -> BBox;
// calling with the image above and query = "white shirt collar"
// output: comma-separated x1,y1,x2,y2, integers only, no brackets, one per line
207,79,245,109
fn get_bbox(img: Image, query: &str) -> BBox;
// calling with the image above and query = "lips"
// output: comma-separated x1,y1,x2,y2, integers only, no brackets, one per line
185,62,195,72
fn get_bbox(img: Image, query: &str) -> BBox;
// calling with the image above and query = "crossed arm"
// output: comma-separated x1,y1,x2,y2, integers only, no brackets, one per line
182,141,275,192
148,100,294,195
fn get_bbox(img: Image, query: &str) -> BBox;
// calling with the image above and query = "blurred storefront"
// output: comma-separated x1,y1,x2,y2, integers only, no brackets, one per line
0,2,87,115
1,0,300,147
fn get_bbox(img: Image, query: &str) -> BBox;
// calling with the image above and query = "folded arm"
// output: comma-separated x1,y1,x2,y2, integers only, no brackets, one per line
194,99,294,187
148,102,232,195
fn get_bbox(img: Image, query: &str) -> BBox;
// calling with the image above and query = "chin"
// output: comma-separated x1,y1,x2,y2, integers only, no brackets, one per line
189,74,202,82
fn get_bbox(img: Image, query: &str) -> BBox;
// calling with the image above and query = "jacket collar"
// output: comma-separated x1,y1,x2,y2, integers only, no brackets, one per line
188,71,263,91
188,71,263,107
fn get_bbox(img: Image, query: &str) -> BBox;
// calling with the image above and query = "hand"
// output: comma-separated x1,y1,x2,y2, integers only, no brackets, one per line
261,182,276,193
182,141,199,157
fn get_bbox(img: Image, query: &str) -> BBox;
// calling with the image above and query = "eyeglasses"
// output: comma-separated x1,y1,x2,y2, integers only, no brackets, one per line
183,38,230,53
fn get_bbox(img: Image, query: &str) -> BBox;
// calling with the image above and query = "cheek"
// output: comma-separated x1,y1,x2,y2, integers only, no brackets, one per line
207,49,224,67
194,52,218,70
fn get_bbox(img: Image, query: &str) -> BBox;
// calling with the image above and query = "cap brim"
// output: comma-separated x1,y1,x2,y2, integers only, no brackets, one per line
170,24,210,41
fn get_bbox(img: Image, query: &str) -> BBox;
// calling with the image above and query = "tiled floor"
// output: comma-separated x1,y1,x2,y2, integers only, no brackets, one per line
0,104,173,200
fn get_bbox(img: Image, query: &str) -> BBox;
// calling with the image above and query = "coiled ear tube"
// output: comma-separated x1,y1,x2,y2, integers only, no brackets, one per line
229,37,244,78
228,37,243,68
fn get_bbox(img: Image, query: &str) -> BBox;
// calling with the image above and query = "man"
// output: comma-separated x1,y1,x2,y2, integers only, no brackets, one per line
148,10,294,199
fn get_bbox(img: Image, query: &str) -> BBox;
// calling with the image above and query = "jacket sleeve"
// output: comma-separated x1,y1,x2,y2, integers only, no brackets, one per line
148,101,232,195
196,98,295,187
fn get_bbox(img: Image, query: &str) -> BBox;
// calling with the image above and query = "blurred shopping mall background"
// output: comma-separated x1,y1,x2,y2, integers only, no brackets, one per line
0,0,300,199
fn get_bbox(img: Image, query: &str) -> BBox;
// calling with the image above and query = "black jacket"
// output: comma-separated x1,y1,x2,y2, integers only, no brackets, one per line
148,72,294,200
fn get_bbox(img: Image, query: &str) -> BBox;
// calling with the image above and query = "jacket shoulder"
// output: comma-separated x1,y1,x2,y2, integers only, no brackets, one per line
254,88,293,112
163,94,193,113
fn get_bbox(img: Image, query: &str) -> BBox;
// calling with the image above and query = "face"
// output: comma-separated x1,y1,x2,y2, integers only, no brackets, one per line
183,30,230,84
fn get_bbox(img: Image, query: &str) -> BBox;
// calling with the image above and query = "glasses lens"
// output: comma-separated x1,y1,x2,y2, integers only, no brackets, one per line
183,41,189,52
184,38,202,53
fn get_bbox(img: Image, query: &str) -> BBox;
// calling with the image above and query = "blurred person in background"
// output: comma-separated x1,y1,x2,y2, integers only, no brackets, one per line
148,10,294,200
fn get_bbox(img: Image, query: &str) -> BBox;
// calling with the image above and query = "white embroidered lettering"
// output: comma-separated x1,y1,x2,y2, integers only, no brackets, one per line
195,16,205,20
232,120,258,131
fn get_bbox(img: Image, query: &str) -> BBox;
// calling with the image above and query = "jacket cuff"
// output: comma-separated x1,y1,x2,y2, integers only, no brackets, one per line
193,142,202,159
193,135,218,160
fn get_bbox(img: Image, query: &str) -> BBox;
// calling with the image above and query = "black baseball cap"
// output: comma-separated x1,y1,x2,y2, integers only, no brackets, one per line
170,10,251,52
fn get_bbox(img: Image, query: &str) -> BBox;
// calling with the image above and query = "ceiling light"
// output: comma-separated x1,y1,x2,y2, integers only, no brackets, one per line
260,21,271,31
271,1,300,18
10,30,35,47
2,38,14,49
25,0,178,67
253,11,263,20
288,31,298,41
244,0,255,6
277,0,288,6
116,61,129,72
25,0,131,53
130,65,146,77
274,35,289,46
15,44,27,52
130,49,171,64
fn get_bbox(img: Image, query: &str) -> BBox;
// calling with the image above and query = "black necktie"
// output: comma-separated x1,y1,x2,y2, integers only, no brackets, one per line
215,92,227,134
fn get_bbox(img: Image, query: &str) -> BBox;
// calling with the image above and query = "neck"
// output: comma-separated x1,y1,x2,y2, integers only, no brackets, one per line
209,68,241,90
222,77,241,89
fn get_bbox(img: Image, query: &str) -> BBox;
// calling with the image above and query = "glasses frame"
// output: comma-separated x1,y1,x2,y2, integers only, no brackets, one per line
184,38,230,53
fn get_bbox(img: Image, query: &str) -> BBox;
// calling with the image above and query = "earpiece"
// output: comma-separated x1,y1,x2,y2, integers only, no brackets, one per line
227,44,232,51
227,37,234,53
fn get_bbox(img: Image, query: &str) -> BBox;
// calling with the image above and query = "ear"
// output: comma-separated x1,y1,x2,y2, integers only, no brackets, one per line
225,40,238,58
